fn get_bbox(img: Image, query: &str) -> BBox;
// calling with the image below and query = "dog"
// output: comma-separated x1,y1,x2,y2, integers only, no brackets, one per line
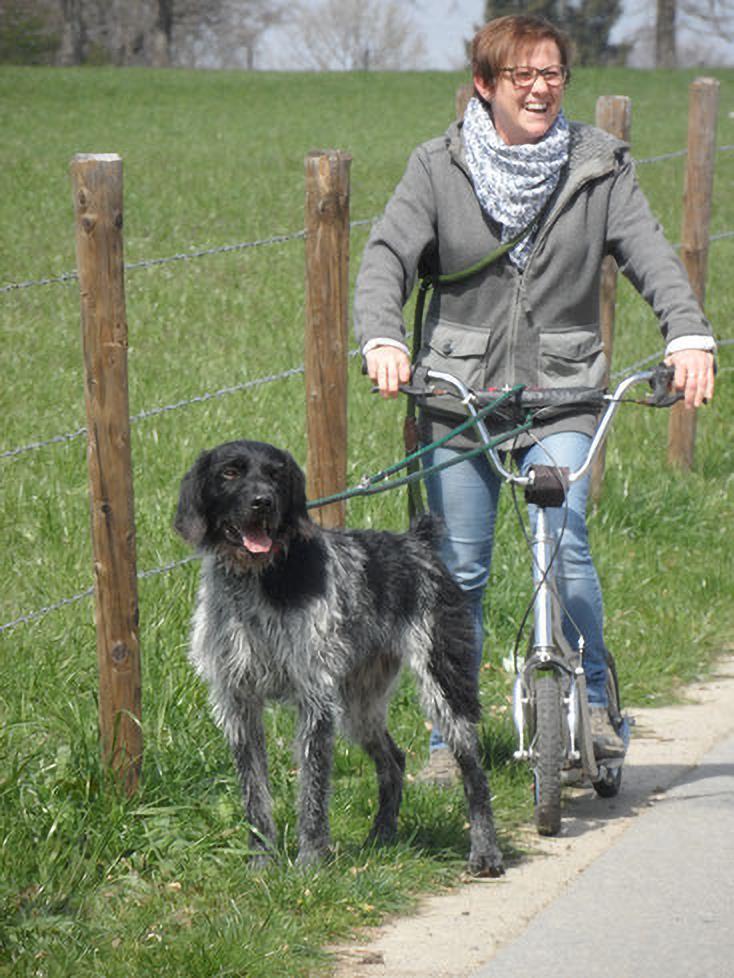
174,439,503,876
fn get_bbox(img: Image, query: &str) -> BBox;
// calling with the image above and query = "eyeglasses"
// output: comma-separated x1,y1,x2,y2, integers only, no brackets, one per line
499,65,568,88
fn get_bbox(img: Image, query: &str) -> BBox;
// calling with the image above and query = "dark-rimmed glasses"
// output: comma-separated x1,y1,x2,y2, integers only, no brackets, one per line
499,65,568,88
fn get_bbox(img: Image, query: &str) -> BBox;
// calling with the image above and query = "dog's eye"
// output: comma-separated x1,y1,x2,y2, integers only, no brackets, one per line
221,467,240,481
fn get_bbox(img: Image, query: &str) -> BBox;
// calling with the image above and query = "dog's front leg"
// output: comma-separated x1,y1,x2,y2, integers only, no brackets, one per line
295,707,334,866
229,699,276,865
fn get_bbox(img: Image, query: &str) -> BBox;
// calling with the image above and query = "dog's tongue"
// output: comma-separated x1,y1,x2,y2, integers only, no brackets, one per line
242,528,273,554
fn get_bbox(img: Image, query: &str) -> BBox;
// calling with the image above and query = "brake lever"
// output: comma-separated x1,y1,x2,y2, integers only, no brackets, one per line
369,364,437,398
646,363,683,407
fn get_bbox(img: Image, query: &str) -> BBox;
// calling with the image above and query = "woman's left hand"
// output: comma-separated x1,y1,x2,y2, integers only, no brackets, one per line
665,349,715,409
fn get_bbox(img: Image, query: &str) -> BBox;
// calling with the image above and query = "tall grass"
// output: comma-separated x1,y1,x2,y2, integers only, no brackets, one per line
1,65,733,977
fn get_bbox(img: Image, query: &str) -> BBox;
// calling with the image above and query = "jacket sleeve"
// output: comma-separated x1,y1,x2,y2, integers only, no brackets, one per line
353,144,439,352
606,153,713,345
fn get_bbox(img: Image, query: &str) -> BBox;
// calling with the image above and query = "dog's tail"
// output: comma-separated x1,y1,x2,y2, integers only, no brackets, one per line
410,513,444,551
407,513,482,725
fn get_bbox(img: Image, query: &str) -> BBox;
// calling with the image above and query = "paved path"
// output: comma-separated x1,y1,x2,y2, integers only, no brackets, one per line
330,657,734,978
472,731,734,978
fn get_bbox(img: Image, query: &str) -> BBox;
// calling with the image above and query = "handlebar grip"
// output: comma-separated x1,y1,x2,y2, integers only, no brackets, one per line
646,363,681,407
520,387,607,410
474,386,607,411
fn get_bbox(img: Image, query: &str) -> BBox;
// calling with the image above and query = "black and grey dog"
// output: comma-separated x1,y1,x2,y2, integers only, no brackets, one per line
174,439,503,877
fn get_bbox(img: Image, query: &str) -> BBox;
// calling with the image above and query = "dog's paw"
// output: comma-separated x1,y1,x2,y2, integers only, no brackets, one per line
248,849,274,872
364,820,398,849
296,844,331,868
467,848,505,879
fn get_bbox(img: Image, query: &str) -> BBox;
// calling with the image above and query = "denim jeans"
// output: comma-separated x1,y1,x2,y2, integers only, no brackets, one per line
423,431,609,751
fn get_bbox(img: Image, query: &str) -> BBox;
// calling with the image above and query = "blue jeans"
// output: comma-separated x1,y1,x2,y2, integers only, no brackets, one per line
423,431,609,751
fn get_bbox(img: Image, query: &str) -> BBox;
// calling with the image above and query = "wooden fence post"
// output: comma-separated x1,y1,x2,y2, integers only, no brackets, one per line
70,154,142,796
304,149,351,529
668,77,719,469
591,95,631,504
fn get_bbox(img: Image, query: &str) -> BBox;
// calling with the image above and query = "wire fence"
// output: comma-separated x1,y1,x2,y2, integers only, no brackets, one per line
1,139,732,635
2,147,733,297
2,335,731,637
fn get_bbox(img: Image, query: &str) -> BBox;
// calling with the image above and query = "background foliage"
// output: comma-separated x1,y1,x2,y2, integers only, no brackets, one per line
482,0,626,64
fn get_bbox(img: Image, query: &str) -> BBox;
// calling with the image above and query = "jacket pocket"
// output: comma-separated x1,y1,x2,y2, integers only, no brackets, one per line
539,326,607,388
417,318,490,392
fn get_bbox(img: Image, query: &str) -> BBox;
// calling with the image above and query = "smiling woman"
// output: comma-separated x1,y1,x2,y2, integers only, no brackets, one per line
353,13,716,784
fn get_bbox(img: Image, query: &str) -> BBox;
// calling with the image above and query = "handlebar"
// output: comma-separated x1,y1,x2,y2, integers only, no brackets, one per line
404,362,677,412
401,363,679,492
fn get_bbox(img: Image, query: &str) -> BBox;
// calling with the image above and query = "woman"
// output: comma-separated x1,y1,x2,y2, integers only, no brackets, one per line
354,15,716,784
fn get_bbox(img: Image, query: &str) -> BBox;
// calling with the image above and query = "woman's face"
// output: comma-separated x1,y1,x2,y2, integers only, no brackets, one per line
474,39,565,146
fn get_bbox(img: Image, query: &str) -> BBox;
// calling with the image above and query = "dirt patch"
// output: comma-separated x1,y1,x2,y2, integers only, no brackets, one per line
328,657,734,978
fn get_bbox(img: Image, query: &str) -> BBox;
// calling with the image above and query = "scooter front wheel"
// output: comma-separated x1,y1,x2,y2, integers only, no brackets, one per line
533,671,564,836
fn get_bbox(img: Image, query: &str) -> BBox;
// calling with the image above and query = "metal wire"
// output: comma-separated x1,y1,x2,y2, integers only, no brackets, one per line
0,218,376,295
0,556,200,635
1,352,364,462
1,136,732,631
2,344,730,637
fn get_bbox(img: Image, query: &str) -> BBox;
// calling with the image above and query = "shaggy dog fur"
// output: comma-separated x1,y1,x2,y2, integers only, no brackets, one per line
174,439,503,876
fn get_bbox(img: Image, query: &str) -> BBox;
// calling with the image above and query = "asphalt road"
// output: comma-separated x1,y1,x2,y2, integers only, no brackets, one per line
330,657,734,978
472,731,734,978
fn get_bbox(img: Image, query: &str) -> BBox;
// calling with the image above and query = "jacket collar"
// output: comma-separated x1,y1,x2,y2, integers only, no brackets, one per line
445,117,627,267
447,117,625,185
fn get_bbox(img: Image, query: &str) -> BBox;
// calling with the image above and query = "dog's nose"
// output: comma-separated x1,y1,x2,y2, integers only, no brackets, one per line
251,495,274,513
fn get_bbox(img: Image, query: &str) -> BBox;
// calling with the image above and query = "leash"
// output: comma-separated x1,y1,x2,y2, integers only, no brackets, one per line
307,384,532,511
404,224,536,519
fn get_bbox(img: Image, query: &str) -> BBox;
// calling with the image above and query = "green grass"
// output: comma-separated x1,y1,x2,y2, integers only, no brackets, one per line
1,64,733,977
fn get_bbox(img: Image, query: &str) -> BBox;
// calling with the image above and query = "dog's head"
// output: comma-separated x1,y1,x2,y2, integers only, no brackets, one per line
174,440,312,569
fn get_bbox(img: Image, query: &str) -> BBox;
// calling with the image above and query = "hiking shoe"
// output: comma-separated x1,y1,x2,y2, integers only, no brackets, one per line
590,707,626,759
415,747,461,787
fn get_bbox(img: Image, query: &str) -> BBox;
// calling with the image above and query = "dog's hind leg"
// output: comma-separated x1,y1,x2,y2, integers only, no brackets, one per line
408,620,504,876
443,718,504,877
295,707,335,866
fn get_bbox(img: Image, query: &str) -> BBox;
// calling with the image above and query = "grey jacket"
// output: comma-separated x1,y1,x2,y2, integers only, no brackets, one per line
354,119,712,447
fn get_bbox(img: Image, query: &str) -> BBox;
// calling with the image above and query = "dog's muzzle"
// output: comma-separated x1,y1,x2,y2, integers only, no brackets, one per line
225,495,280,557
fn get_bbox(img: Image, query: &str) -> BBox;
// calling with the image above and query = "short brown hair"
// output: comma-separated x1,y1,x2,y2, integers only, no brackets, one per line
471,15,573,89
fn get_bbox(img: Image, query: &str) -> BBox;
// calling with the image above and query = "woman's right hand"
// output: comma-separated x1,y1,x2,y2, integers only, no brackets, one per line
365,346,412,399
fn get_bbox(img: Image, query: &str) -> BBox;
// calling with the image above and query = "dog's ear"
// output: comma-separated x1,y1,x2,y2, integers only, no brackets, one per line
284,451,313,535
174,450,211,548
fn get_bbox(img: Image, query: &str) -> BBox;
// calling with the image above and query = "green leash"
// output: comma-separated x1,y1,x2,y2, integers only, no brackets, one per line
405,225,534,520
307,384,532,512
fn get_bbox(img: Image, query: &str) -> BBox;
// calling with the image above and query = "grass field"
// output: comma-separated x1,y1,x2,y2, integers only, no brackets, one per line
1,64,733,977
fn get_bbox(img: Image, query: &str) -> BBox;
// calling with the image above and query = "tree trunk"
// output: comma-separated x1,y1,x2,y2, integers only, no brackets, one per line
656,0,677,68
56,0,170,65
58,0,84,65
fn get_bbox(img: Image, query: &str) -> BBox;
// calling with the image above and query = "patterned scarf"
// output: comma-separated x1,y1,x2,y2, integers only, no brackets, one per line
463,95,570,269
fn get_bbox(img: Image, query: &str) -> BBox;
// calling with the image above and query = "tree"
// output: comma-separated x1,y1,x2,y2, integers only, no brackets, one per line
0,0,60,63
52,0,283,67
481,0,625,66
677,0,734,53
620,0,733,67
171,0,284,68
56,0,174,65
283,0,425,71
656,0,677,67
